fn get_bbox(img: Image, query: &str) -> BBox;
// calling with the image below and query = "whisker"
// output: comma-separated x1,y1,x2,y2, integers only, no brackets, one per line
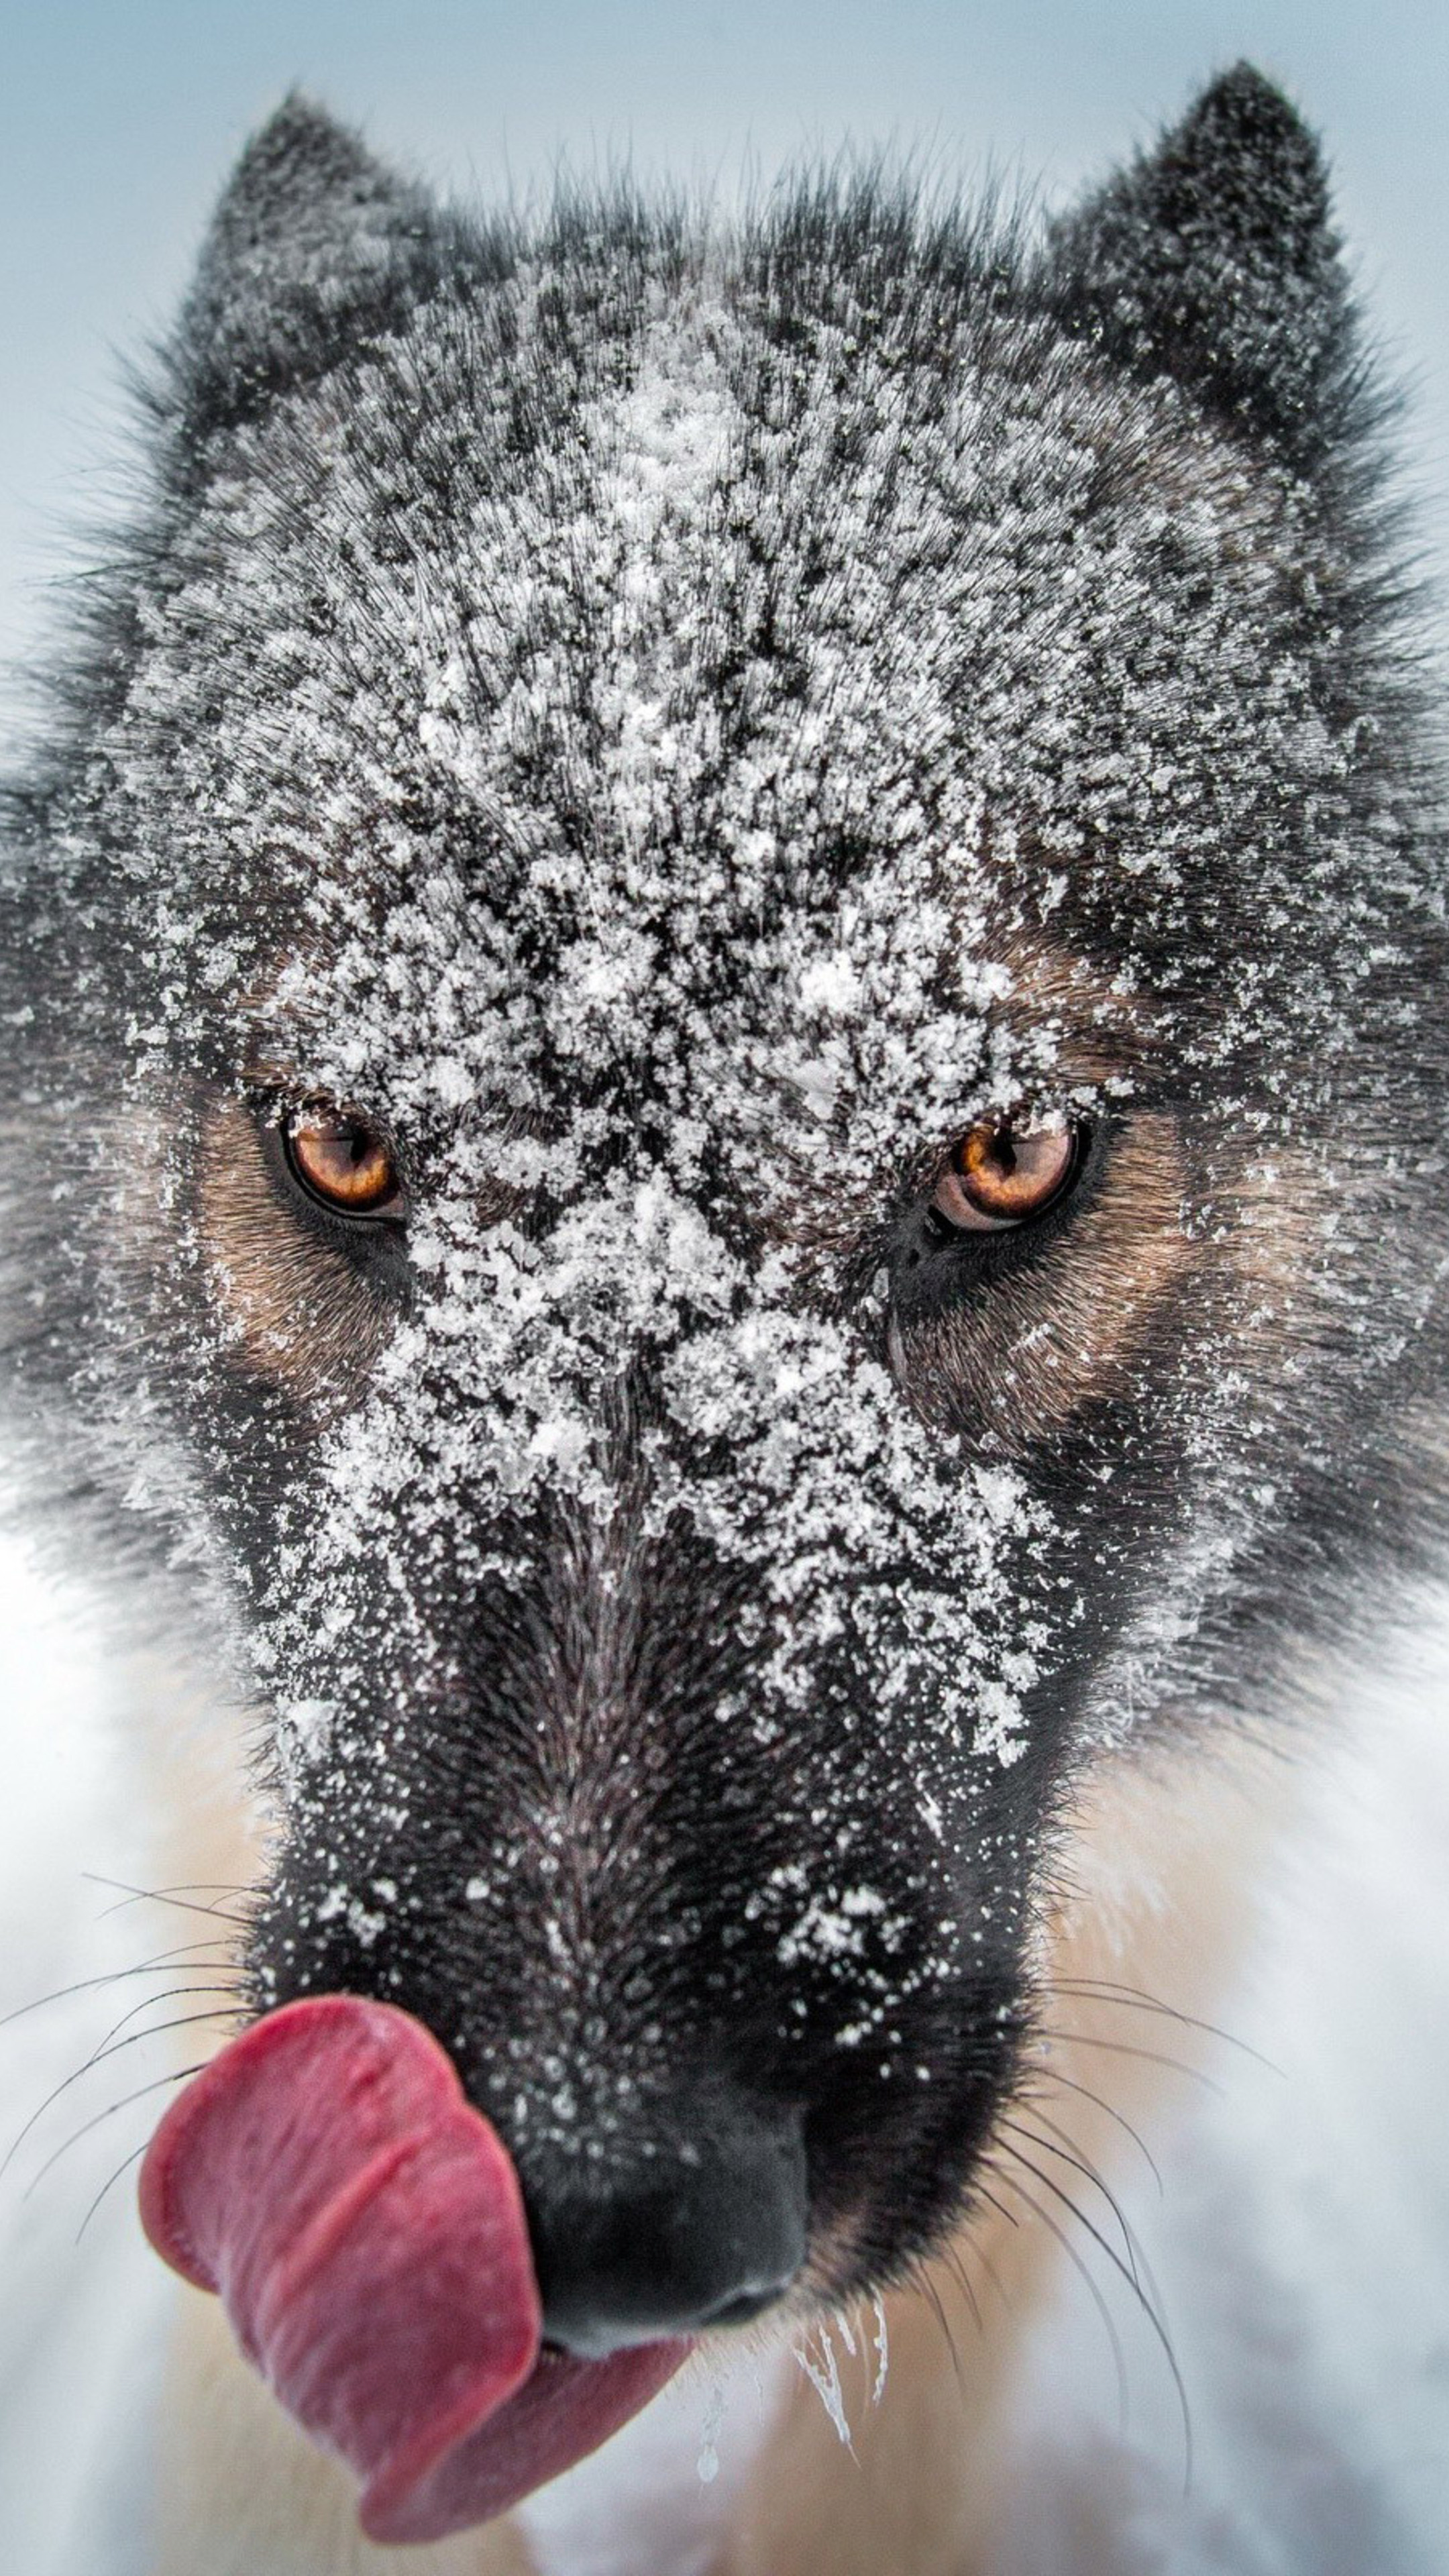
20,2063,210,2201
936,2239,984,2335
5,2006,242,2182
1000,2139,1150,2311
1017,2096,1168,2271
908,2259,968,2398
1022,2068,1165,2194
1046,1981,1276,2069
119,1883,248,1900
951,2204,1016,2320
81,1874,250,1927
998,2116,1142,2287
1033,2029,1223,2093
1016,2103,1176,2337
75,2143,148,2244
996,2143,1192,2486
969,2176,1023,2235
0,1940,241,2034
989,2156,1130,2433
95,1983,244,2054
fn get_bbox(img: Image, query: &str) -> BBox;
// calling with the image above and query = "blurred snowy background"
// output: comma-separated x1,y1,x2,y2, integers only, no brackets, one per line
3,5,1449,2568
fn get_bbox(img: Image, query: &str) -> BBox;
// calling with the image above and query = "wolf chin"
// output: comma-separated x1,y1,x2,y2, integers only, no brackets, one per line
1,60,1446,2576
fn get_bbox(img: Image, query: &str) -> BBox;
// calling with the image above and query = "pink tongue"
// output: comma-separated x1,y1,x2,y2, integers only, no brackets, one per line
138,1996,688,2542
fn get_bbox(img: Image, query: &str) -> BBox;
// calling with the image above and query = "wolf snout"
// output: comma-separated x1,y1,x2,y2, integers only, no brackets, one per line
525,2089,808,2359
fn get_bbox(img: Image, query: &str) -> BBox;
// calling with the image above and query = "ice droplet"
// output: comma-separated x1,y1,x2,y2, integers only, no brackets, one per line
696,2377,725,2484
795,2324,852,2447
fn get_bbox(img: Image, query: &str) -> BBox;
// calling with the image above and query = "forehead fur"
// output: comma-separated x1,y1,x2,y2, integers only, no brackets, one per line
72,174,1424,1117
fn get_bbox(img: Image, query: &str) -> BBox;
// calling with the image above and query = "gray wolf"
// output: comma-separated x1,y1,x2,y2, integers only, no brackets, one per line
1,60,1445,2574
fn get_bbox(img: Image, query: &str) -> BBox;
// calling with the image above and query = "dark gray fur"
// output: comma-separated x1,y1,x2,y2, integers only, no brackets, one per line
1,66,1445,2339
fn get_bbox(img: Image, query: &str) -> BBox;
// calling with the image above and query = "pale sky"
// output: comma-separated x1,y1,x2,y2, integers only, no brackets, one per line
3,0,1448,676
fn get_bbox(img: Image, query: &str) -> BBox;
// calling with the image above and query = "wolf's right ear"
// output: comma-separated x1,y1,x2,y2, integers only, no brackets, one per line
169,96,440,452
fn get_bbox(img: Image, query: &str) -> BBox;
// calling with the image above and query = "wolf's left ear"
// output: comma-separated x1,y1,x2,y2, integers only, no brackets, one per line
170,95,441,451
1046,65,1356,470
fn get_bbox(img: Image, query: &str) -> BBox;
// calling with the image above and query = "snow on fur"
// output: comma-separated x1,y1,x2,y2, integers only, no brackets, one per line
1,60,1447,2365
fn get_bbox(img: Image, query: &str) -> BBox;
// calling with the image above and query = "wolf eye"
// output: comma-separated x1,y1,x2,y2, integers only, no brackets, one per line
932,1114,1083,1233
285,1105,402,1217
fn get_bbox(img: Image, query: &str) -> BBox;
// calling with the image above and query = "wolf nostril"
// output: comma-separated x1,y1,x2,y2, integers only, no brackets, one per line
525,2096,807,2361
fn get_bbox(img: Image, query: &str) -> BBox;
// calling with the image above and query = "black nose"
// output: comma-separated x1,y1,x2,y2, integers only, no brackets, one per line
526,2094,808,2359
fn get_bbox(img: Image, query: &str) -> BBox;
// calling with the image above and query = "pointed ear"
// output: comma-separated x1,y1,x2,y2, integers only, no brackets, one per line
1046,66,1357,469
172,95,441,449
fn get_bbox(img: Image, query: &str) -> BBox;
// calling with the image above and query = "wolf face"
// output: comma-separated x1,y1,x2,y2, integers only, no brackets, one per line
3,68,1446,2369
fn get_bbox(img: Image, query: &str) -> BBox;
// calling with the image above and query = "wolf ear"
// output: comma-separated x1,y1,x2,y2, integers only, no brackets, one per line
171,95,439,450
1046,65,1356,470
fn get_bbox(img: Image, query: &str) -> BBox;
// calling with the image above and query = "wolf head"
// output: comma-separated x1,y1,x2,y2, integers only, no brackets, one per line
3,67,1446,2353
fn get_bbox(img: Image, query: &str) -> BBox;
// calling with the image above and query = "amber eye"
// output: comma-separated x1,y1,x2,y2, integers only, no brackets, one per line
285,1105,402,1216
932,1113,1083,1233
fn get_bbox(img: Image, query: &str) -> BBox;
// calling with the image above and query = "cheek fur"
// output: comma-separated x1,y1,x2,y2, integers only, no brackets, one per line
892,1113,1194,1448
